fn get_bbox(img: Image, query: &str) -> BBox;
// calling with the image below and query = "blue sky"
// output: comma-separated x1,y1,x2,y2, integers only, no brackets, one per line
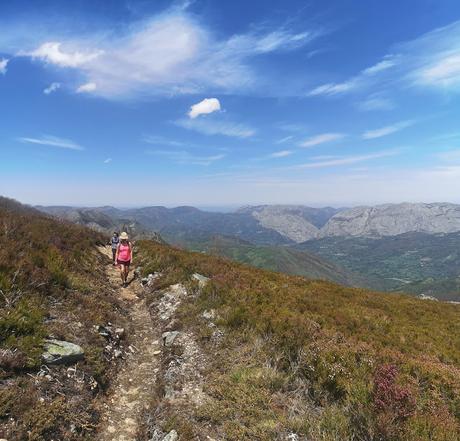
2,0,460,207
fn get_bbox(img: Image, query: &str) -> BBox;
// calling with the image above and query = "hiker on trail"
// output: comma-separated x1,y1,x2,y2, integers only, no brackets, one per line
115,232,132,288
110,232,119,265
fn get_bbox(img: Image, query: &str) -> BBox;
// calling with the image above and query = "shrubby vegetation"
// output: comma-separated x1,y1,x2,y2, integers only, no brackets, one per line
138,239,460,440
0,197,126,440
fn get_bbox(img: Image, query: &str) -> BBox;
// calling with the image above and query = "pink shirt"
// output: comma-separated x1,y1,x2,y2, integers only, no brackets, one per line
118,243,131,261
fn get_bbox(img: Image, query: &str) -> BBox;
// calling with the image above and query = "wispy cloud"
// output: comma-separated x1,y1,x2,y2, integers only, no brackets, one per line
357,94,395,111
15,8,317,98
0,58,9,74
175,118,255,138
188,98,221,118
18,135,84,150
146,149,225,166
362,120,414,139
143,135,187,147
298,149,399,168
43,82,61,94
299,133,345,148
76,82,96,93
276,135,294,144
309,56,397,97
270,150,293,158
103,158,112,164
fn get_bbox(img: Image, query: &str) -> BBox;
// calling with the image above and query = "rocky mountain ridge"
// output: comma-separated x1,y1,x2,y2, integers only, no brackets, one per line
38,202,460,243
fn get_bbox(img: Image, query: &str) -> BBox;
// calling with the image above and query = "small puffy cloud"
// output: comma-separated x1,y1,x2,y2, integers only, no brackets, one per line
76,82,97,93
188,98,221,118
270,150,292,158
43,82,61,94
24,42,102,67
299,133,345,148
103,158,112,164
362,120,414,139
0,58,9,74
18,135,84,150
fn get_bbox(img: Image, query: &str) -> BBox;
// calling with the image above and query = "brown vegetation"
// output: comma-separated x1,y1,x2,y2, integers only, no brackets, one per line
137,239,460,440
0,197,127,440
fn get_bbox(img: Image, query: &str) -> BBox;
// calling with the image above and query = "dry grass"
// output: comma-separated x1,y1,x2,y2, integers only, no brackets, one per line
0,197,127,440
137,239,460,440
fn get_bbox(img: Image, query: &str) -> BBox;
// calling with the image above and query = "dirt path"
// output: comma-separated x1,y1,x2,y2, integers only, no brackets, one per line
96,246,160,441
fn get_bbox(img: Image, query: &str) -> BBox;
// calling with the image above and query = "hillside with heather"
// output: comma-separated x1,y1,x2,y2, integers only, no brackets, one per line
3,197,460,440
0,197,127,440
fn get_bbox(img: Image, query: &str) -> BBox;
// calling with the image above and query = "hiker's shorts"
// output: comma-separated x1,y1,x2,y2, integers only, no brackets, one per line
117,259,131,266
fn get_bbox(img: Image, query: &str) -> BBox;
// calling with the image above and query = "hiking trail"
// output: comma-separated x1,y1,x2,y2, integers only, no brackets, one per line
96,245,160,441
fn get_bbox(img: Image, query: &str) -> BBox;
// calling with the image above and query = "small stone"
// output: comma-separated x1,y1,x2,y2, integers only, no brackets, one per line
162,331,180,347
192,273,210,287
114,349,123,358
153,350,161,355
162,430,178,441
202,309,216,320
114,327,125,339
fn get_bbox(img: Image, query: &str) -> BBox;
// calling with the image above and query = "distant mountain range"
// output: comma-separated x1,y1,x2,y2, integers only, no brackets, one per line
38,202,460,242
37,202,460,299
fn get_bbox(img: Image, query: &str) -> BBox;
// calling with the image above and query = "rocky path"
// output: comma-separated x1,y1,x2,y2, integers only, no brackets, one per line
97,246,161,441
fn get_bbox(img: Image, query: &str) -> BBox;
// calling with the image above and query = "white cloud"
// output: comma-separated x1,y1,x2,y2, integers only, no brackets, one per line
362,120,414,139
299,133,345,148
0,58,9,74
147,149,225,166
104,158,112,163
309,80,357,96
143,135,186,147
43,82,61,94
357,95,394,111
175,118,255,138
24,42,102,67
76,82,97,93
276,135,294,144
362,58,397,75
308,56,397,97
17,9,316,98
18,135,84,150
188,98,221,118
270,150,292,158
298,149,399,168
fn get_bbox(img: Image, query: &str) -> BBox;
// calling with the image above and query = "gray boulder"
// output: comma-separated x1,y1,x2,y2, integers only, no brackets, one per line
162,331,180,347
42,339,84,365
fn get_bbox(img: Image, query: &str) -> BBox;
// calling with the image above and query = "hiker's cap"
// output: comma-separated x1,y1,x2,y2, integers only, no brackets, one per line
120,232,129,240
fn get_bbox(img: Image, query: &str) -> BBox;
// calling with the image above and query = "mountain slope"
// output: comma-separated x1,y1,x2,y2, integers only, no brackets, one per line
181,234,366,287
136,239,460,440
237,205,341,242
320,202,460,238
0,197,126,440
297,231,460,299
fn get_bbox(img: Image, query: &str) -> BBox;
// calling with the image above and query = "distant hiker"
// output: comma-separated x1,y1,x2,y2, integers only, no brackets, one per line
110,232,119,265
116,232,132,288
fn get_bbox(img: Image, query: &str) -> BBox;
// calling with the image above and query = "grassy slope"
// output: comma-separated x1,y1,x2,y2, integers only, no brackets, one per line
0,198,126,440
138,240,460,441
